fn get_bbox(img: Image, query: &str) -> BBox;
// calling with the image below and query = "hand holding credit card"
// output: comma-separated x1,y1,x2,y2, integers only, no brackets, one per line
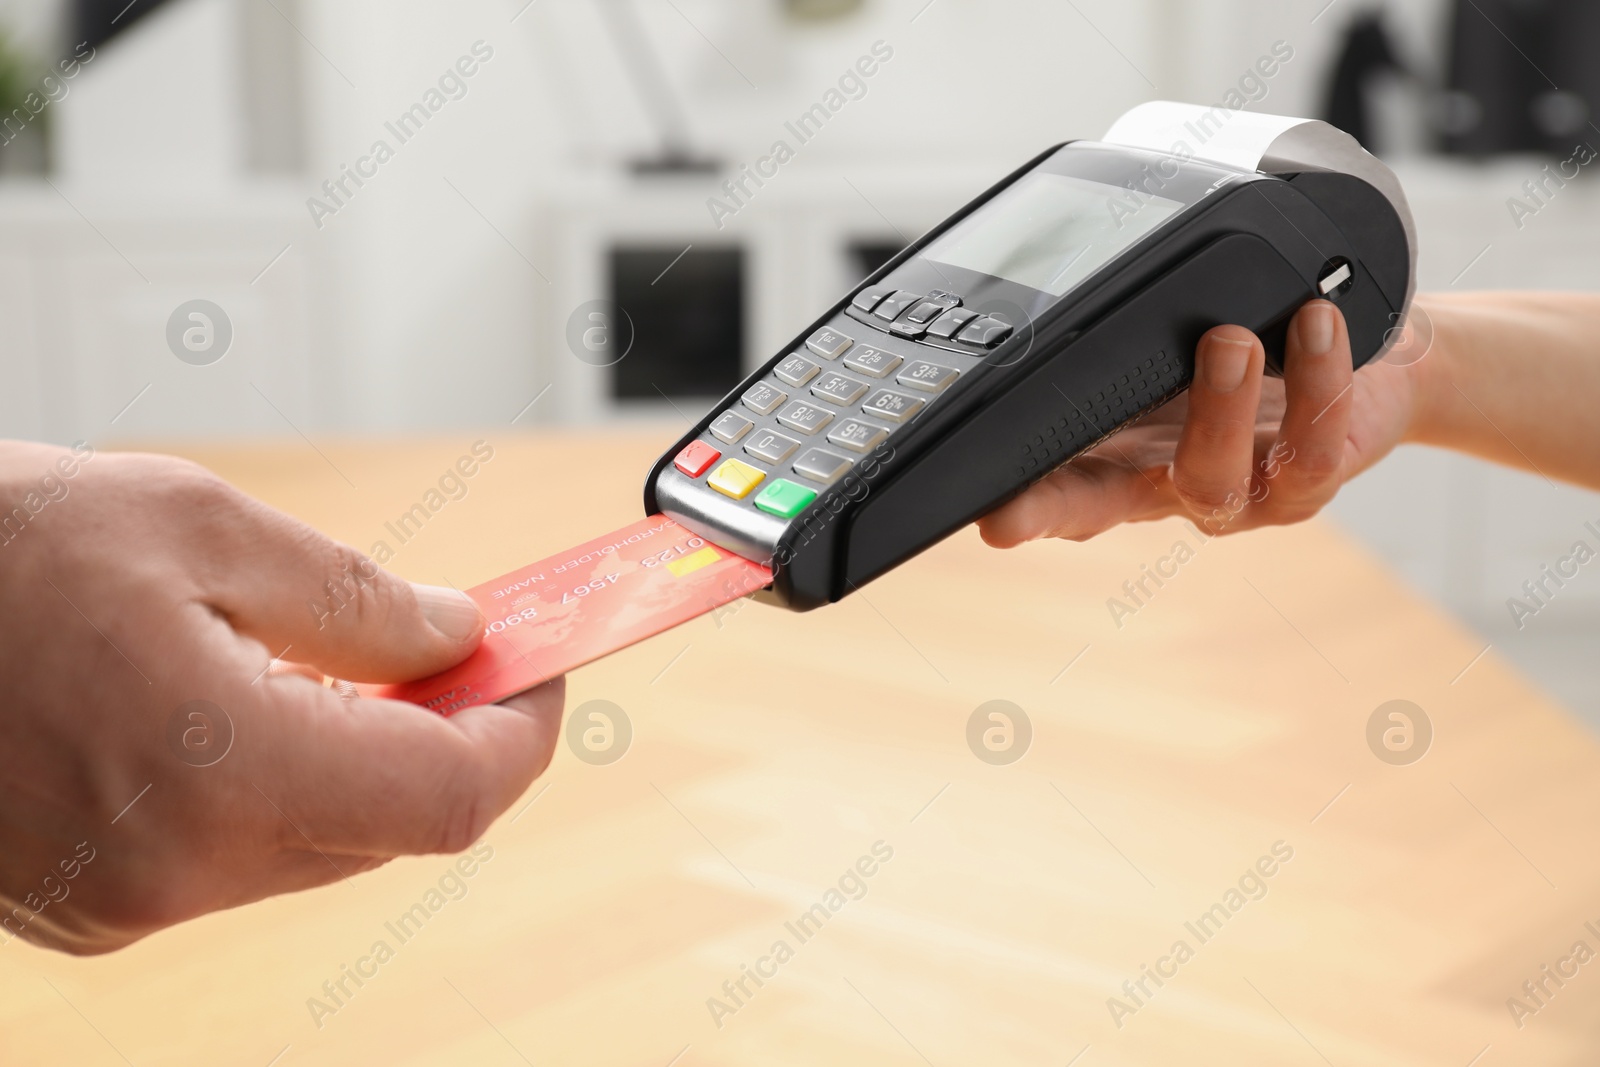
361,516,771,714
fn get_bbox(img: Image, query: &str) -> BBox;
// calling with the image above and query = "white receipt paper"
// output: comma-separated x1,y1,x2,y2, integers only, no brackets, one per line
1103,100,1311,174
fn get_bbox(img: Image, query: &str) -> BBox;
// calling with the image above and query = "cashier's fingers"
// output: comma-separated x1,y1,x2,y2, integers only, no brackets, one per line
1169,326,1267,523
977,453,1172,547
253,677,566,859
190,486,484,683
1255,301,1355,518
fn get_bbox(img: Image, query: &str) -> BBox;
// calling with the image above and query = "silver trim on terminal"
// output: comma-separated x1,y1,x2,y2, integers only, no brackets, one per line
655,467,788,562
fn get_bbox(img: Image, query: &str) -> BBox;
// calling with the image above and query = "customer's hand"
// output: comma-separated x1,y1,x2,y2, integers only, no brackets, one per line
978,299,1425,546
0,443,564,954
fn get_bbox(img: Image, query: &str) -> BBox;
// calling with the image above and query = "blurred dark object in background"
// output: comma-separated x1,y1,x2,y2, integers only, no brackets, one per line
610,246,744,403
849,240,905,285
1323,11,1407,153
75,0,178,51
1441,0,1600,156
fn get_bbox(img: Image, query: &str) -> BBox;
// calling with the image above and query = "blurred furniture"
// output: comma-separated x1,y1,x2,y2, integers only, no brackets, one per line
3,433,1599,1064
1322,11,1406,153
0,185,315,443
1442,0,1600,155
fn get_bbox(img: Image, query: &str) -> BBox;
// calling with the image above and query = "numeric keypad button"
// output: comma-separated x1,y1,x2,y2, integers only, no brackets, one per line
742,381,787,415
806,327,853,361
775,354,821,387
744,428,801,464
896,361,960,393
842,345,902,379
862,389,925,424
811,371,870,406
826,419,889,453
776,401,834,436
709,410,753,443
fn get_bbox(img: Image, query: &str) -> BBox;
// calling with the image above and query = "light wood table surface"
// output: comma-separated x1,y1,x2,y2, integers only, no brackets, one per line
4,432,1600,1066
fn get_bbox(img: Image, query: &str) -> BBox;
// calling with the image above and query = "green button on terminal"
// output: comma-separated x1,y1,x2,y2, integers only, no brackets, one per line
753,478,817,519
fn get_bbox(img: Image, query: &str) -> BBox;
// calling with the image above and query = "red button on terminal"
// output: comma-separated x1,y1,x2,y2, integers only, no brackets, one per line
674,441,722,478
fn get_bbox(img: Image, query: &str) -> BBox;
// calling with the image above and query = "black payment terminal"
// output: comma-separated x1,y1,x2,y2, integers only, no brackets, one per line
644,102,1418,610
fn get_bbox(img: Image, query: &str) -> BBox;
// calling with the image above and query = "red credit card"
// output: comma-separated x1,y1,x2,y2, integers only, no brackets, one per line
361,515,772,715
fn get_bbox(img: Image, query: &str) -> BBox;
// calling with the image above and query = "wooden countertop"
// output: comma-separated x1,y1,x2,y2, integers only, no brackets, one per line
5,432,1600,1066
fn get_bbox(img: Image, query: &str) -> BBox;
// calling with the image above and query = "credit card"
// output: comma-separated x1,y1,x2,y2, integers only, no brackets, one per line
361,515,772,715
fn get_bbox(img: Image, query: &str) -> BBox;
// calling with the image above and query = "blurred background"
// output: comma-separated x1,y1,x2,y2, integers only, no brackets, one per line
1,0,1597,718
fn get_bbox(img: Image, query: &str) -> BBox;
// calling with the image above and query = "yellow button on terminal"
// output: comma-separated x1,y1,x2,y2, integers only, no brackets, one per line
708,458,766,499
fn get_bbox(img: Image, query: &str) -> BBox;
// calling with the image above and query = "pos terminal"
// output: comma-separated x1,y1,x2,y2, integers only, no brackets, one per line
645,102,1417,611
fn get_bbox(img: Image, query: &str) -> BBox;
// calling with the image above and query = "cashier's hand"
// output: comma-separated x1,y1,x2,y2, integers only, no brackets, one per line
0,444,564,955
979,300,1423,546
